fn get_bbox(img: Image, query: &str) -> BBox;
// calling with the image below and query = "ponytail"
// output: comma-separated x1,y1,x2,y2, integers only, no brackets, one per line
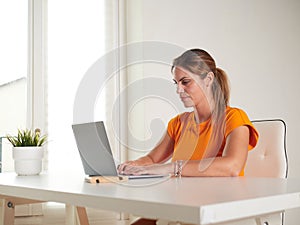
214,67,230,106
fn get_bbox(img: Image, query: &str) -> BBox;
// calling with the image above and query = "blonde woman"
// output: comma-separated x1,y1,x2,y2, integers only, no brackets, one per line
118,49,259,225
118,49,258,179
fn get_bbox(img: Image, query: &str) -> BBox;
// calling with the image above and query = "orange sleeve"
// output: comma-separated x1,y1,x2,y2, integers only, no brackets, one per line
167,115,178,140
167,113,187,141
225,108,259,150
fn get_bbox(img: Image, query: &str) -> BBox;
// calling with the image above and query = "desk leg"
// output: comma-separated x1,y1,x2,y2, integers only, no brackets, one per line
119,212,130,220
65,205,90,225
76,207,90,225
65,204,77,225
0,199,15,225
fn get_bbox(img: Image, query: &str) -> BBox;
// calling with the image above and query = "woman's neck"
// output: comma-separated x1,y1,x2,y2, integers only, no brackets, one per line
193,107,212,124
194,100,215,124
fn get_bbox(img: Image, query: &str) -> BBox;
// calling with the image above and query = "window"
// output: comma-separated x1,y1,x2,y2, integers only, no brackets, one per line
0,1,28,172
0,0,28,135
48,0,105,172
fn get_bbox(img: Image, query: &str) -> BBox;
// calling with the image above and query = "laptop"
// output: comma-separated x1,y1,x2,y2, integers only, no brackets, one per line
72,121,167,179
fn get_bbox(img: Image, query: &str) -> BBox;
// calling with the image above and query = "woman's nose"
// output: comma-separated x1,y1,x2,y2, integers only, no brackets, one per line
176,84,184,94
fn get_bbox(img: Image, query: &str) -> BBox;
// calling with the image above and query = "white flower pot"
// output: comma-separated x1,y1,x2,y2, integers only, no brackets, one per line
12,147,44,176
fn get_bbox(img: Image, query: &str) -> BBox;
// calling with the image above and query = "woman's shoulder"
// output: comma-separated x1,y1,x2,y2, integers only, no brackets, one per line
225,106,259,150
168,111,193,125
225,106,250,121
167,112,193,138
226,106,245,114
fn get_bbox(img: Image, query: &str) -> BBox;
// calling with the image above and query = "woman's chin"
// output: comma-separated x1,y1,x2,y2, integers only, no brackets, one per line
182,101,194,108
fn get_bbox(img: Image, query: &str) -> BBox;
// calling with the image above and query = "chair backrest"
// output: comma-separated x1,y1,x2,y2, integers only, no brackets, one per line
244,119,288,178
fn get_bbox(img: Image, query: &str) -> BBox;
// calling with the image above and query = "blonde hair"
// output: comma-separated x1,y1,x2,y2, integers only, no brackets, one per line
172,49,230,106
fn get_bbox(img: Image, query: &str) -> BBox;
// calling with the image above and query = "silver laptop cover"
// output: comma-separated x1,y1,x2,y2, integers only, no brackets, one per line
72,121,118,176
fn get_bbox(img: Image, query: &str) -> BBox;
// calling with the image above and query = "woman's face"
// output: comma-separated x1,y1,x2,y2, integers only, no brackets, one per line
173,66,209,109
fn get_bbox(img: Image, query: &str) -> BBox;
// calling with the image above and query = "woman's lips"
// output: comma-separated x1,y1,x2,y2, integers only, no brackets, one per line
180,96,190,101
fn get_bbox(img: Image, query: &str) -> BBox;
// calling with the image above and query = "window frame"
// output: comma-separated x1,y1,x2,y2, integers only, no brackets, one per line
27,0,48,133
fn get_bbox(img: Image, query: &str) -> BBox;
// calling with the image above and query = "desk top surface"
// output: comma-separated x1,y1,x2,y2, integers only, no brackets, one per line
1,172,300,224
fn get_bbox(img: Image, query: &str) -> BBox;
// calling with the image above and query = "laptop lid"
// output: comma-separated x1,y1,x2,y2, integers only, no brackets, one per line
72,121,169,179
72,121,118,176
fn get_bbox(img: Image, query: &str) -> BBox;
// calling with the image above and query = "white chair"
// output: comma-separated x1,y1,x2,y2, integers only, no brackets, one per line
245,119,288,178
245,119,288,225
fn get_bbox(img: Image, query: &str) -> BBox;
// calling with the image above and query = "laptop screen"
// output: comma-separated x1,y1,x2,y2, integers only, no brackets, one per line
72,121,118,176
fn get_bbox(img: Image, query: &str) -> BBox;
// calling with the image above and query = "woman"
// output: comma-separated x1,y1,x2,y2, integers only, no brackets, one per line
118,48,258,178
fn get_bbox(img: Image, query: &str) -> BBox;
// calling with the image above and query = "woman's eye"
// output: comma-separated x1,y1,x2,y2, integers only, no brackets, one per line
181,80,190,85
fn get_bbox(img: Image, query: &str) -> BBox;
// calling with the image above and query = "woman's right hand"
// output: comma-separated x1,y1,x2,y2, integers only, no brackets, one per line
117,156,153,174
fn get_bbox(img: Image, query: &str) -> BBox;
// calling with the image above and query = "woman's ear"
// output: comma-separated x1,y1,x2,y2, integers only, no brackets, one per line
205,72,214,87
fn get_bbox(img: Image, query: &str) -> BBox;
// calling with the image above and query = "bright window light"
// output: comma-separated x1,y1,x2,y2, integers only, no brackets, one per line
48,0,105,173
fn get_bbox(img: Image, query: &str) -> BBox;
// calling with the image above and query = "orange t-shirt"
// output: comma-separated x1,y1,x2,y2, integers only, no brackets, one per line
167,107,259,175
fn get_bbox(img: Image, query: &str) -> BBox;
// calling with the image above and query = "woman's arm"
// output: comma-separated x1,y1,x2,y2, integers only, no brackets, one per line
121,125,249,177
182,125,249,176
117,132,174,173
148,132,175,163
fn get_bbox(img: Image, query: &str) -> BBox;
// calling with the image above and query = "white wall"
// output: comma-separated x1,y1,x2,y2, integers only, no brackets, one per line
126,0,300,224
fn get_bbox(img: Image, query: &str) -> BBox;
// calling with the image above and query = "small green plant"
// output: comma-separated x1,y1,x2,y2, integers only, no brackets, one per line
6,128,47,147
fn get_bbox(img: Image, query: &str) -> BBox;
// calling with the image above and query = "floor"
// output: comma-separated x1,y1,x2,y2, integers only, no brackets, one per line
14,203,130,225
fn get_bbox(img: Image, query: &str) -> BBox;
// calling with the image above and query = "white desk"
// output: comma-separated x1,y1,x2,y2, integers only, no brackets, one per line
0,172,300,224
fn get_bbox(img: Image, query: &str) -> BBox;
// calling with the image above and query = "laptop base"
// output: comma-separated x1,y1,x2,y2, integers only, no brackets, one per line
85,176,128,184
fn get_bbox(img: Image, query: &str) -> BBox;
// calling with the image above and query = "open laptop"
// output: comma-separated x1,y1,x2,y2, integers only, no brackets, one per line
72,121,167,179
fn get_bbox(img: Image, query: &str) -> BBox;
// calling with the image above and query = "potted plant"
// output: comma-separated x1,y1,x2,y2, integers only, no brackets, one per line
6,128,47,176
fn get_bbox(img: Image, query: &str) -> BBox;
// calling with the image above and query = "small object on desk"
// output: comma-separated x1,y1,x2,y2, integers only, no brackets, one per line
85,176,128,184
